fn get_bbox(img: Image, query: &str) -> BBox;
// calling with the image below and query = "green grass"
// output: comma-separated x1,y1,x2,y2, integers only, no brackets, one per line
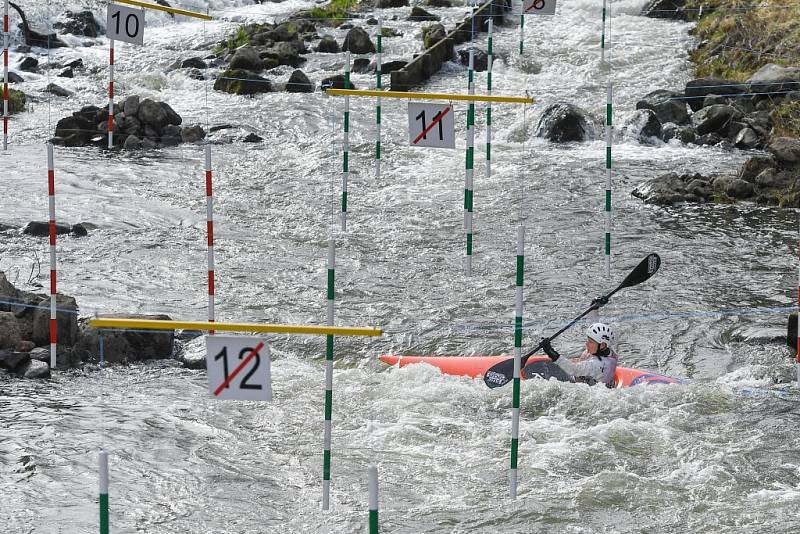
306,0,359,26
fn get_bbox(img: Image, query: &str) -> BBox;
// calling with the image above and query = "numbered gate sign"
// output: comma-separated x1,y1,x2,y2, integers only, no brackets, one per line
107,4,145,46
519,0,557,15
408,102,455,149
206,336,273,401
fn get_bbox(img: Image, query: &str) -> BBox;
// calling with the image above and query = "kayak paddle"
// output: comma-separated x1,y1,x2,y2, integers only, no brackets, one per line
483,253,661,389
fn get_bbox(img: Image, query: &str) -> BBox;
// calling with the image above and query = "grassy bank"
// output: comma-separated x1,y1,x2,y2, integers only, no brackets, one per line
686,0,800,137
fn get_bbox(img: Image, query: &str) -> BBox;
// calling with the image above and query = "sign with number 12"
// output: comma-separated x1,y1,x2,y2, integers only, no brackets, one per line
520,0,557,15
206,336,273,401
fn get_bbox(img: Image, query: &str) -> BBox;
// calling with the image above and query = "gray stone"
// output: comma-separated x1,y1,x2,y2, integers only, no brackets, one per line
242,132,263,143
53,10,101,37
46,84,73,97
181,57,207,69
686,178,711,200
769,137,800,165
21,359,50,379
377,0,409,6
535,103,598,142
747,63,800,98
27,347,48,362
636,90,689,125
230,47,263,71
693,133,723,146
685,78,745,112
641,0,688,20
7,72,24,83
286,70,313,93
316,35,340,53
0,312,22,349
691,104,740,136
422,23,446,49
726,178,755,199
377,60,407,74
23,221,72,237
160,102,182,126
631,172,687,205
320,74,357,91
352,57,371,74
262,42,304,68
744,111,773,138
123,95,140,117
214,69,272,95
408,6,439,21
754,168,778,188
121,115,141,135
58,67,73,78
141,138,157,150
733,127,759,150
19,57,38,72
702,94,728,108
71,223,88,237
161,124,182,147
624,109,662,143
342,27,376,55
181,347,206,369
31,294,78,347
458,48,488,72
123,135,142,150
15,340,35,352
137,99,168,129
181,125,206,143
71,314,174,363
0,350,29,371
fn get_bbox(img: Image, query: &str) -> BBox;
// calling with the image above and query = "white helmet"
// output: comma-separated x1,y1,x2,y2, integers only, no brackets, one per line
587,323,615,347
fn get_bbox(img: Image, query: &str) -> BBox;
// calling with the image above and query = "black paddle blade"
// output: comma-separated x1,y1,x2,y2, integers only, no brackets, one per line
618,253,660,291
484,358,516,388
522,361,573,383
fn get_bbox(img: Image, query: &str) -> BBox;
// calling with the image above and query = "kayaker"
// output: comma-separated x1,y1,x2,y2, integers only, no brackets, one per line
539,323,619,387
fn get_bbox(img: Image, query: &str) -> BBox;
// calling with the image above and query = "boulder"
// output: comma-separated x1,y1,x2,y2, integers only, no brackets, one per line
768,137,800,165
161,125,182,147
692,133,723,146
7,72,24,83
624,109,662,143
316,35,340,53
160,102,182,126
0,311,22,349
0,350,30,372
261,42,304,67
702,94,729,108
422,23,446,49
123,135,142,150
352,58,371,74
214,69,273,95
243,132,263,143
641,0,687,20
71,223,88,237
458,48,488,72
426,0,453,6
320,74,357,91
747,63,800,99
23,221,72,237
58,68,73,78
377,60,407,73
53,10,101,37
661,122,696,144
408,6,440,21
725,178,755,199
743,111,773,138
691,104,740,136
636,90,689,125
181,125,206,143
64,58,84,70
123,95,140,117
377,0,409,6
137,98,169,129
72,314,175,364
20,359,50,379
733,127,759,150
19,57,38,72
181,57,207,69
230,47,263,71
534,103,598,142
286,70,313,93
16,340,35,352
685,78,745,111
30,294,78,346
632,172,689,205
342,27,376,54
46,83,73,97
738,155,776,182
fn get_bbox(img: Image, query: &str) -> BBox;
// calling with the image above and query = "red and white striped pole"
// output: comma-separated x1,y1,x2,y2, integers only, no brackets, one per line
107,39,114,148
205,145,215,332
796,218,799,384
3,0,9,151
47,143,57,368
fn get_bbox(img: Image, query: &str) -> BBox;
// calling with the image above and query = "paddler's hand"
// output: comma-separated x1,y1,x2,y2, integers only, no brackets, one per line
590,295,609,309
540,338,561,362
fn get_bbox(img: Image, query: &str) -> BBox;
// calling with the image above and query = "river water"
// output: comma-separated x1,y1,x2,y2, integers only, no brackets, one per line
2,0,799,532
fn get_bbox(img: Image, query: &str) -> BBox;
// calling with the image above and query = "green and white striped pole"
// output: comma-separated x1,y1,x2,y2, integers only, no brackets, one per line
519,9,524,56
510,226,524,498
99,448,109,533
464,9,476,276
322,232,335,510
375,22,382,183
368,464,379,533
341,53,350,231
604,82,612,278
486,18,493,181
600,0,607,65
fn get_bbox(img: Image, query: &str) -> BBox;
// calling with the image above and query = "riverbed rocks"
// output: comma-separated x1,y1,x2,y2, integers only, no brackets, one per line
53,10,102,38
641,0,689,20
624,109,662,144
636,90,689,125
52,96,204,149
342,27,376,54
535,103,598,142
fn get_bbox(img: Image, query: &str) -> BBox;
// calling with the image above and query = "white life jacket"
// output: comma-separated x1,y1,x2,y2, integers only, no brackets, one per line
556,349,619,386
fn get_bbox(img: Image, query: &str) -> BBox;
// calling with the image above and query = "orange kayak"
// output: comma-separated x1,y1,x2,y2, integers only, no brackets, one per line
378,355,685,388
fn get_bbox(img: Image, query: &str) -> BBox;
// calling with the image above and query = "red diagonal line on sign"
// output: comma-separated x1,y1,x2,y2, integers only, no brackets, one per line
214,341,264,396
525,1,541,12
413,106,452,145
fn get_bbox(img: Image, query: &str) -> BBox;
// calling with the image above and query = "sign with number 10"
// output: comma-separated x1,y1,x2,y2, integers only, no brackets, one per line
107,4,145,45
520,0,557,15
206,336,273,401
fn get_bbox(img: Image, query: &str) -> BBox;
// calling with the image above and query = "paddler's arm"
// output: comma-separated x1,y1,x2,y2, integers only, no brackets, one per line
540,338,561,362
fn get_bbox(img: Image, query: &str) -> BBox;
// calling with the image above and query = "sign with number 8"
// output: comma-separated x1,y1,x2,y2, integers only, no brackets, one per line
206,336,273,401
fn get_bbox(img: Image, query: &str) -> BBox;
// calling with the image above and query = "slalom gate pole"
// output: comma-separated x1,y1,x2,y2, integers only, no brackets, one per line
464,7,476,276
205,145,216,331
368,465,379,533
99,448,109,534
107,39,114,148
341,53,350,231
600,0,607,64
375,21,382,184
510,226,524,498
322,233,335,509
486,18,493,182
604,82,612,278
47,143,57,368
3,0,8,151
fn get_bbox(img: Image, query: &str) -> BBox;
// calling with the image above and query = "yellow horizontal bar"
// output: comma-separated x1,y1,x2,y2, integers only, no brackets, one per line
326,89,533,104
89,318,382,337
113,0,212,20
